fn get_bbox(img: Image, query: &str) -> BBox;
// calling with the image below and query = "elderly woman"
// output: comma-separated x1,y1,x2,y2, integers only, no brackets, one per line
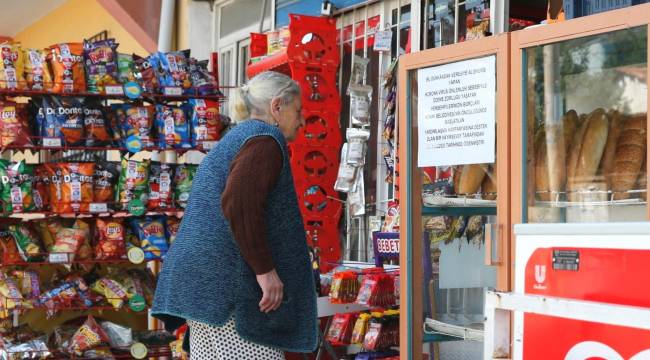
152,71,317,359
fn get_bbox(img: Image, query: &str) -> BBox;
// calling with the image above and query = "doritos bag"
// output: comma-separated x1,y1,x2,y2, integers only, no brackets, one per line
24,48,53,91
155,104,190,149
33,165,50,211
82,99,111,147
0,101,32,148
0,160,35,214
41,96,84,146
189,99,222,150
48,43,86,93
83,39,119,93
93,159,119,204
45,162,94,213
133,55,158,93
0,43,26,90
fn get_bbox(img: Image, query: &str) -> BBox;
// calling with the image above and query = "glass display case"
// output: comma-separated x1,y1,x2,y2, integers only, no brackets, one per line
398,34,510,360
511,5,650,226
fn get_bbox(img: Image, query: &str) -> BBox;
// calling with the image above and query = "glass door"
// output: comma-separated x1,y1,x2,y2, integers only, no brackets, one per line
398,34,510,360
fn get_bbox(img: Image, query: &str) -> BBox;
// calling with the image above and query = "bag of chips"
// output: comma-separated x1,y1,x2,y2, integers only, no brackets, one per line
155,104,191,149
148,163,173,210
155,50,192,92
0,272,25,317
0,43,26,90
93,159,119,204
50,226,85,263
23,48,53,91
48,43,86,93
188,58,218,95
113,104,154,148
40,96,84,146
32,165,49,211
72,219,93,261
91,278,129,309
82,99,111,147
165,217,180,244
8,224,43,262
0,101,32,148
83,38,119,94
117,53,136,84
133,54,159,93
45,163,95,213
0,160,35,214
68,315,110,355
189,99,222,150
95,219,125,260
130,216,168,260
0,229,21,264
10,271,40,300
116,158,149,210
173,164,196,208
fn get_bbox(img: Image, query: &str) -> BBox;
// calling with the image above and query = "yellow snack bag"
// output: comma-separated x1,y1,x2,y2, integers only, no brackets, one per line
24,48,53,91
0,43,26,90
91,278,128,309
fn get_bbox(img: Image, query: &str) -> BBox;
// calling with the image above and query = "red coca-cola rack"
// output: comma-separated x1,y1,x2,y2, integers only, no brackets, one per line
247,14,343,269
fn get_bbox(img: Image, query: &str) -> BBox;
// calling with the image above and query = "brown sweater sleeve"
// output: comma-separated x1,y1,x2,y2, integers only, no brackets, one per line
221,136,283,275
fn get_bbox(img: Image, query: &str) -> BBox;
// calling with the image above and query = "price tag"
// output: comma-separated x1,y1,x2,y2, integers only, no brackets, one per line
42,137,62,147
128,199,146,216
128,247,145,264
130,343,148,359
49,253,69,264
465,0,482,9
377,238,400,254
89,203,108,213
202,141,217,150
164,87,183,96
124,81,142,99
128,295,147,312
105,85,125,95
373,30,392,52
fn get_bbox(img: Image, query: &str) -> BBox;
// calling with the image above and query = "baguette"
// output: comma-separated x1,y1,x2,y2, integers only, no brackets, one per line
482,163,497,200
568,109,609,201
535,132,550,201
457,164,486,195
636,159,647,201
599,110,623,189
612,114,647,199
567,113,592,186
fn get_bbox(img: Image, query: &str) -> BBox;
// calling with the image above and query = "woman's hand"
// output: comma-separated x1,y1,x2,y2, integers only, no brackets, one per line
256,269,284,313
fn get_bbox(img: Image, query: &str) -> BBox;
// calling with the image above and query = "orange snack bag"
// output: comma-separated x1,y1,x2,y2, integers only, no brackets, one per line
48,43,85,93
45,163,94,213
24,48,53,91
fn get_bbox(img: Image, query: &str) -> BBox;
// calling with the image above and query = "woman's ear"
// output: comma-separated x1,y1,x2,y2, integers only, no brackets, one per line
270,97,282,118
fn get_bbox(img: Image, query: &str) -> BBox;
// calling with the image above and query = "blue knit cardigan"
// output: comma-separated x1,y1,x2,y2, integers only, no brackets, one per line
152,120,318,353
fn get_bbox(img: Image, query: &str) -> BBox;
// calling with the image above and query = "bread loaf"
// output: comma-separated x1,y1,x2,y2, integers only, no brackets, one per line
599,110,623,189
636,159,647,201
612,114,647,199
457,164,486,195
482,163,497,200
567,113,592,185
568,109,609,201
535,131,550,201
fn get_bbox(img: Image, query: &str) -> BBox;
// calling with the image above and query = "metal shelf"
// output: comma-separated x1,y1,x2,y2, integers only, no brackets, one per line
422,206,497,217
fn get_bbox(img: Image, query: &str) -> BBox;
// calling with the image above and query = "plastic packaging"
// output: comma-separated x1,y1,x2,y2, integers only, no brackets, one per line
0,43,26,90
0,160,35,214
83,39,119,93
48,43,86,93
346,128,371,166
347,55,369,94
349,85,373,126
115,158,150,210
155,104,191,149
334,143,358,193
348,170,365,217
24,48,53,91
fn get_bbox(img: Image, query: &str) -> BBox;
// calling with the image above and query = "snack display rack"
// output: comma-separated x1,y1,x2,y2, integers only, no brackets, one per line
0,43,225,358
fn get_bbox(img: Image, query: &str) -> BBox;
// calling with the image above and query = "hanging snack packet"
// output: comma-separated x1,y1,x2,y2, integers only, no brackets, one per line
33,165,49,211
93,160,119,204
156,50,192,92
48,43,86,93
0,101,32,148
0,272,25,316
155,104,191,149
68,315,111,356
11,271,40,300
116,158,149,210
188,58,218,95
37,281,79,318
346,128,371,166
0,43,26,90
349,85,373,126
148,163,173,210
42,96,84,146
95,219,126,260
8,224,43,262
45,162,95,213
133,54,159,93
334,144,358,193
347,55,370,94
72,220,93,261
82,99,111,147
351,313,371,345
131,216,168,260
114,104,154,148
24,49,53,91
173,164,196,208
91,278,129,309
117,53,136,83
165,217,180,244
189,99,221,149
0,160,35,214
50,227,86,263
0,229,22,264
83,38,119,93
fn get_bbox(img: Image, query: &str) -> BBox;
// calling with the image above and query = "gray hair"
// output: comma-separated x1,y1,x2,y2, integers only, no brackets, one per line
229,71,301,122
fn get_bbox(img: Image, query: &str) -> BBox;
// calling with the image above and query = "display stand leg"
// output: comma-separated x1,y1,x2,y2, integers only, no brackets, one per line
315,317,340,360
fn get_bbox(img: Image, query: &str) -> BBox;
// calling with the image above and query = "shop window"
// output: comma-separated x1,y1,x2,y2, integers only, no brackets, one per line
422,0,489,49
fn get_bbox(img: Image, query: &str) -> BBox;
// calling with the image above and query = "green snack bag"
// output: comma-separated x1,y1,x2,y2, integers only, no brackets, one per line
116,157,150,211
0,160,35,215
117,53,136,84
173,164,197,209
8,224,43,262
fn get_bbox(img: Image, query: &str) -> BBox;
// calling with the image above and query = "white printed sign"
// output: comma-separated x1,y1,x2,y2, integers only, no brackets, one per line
417,55,496,167
373,30,392,52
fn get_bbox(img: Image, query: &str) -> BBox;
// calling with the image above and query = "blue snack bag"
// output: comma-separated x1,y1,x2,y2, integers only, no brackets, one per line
130,216,169,260
42,96,84,146
155,104,190,149
155,51,192,93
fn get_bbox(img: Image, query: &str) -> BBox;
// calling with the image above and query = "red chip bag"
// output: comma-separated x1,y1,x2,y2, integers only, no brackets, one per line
95,219,125,260
45,163,94,213
48,43,86,93
50,227,85,263
68,315,110,355
0,101,32,148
